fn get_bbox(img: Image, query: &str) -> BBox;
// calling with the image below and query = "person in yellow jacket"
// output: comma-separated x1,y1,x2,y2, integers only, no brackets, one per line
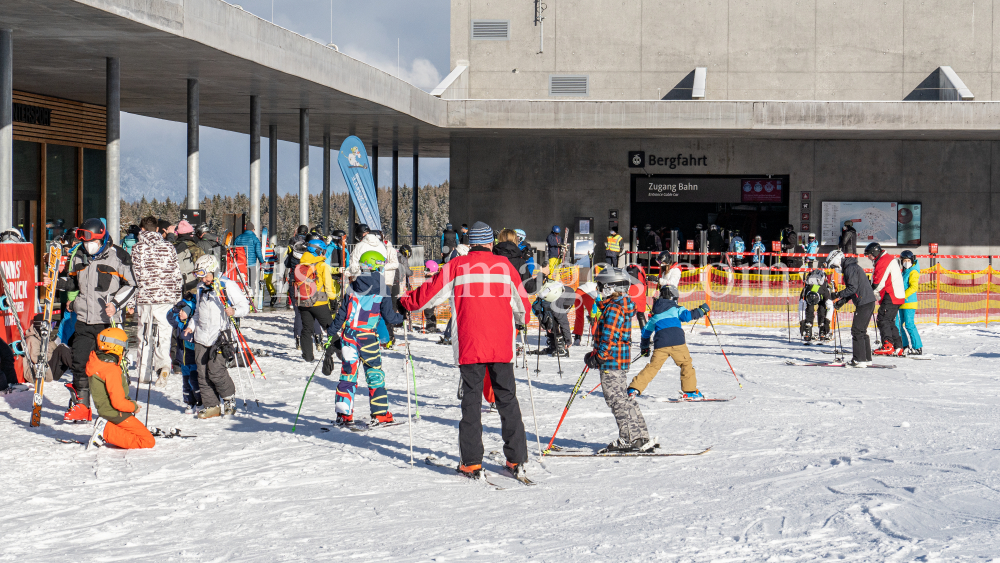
293,238,338,362
605,227,623,267
894,250,923,355
86,327,155,449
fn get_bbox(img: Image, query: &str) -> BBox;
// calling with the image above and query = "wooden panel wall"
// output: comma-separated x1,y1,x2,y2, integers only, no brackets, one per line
12,91,106,150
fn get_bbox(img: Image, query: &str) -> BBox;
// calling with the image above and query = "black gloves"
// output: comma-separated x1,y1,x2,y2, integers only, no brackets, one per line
516,323,526,332
584,350,602,369
639,348,650,358
395,299,409,315
322,338,344,376
834,298,848,309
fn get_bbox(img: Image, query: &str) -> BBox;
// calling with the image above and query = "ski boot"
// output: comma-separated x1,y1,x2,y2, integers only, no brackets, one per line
456,463,482,479
370,412,394,426
196,405,222,419
336,413,354,427
456,380,464,400
295,336,301,350
63,384,92,423
847,359,872,368
222,396,237,416
909,347,923,356
894,346,908,357
184,404,197,415
87,418,108,451
819,327,831,342
424,326,441,334
505,461,530,484
598,438,637,454
154,368,170,388
573,335,581,347
269,296,278,308
437,336,451,346
873,342,895,356
800,322,813,342
680,389,705,400
487,402,497,412
551,345,569,358
633,436,658,452
382,338,395,350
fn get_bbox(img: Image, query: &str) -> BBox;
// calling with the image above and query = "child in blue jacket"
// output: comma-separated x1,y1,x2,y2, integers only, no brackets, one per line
167,296,199,413
628,281,709,400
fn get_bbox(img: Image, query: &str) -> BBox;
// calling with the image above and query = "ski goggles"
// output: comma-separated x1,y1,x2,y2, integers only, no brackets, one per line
75,227,105,242
194,267,211,278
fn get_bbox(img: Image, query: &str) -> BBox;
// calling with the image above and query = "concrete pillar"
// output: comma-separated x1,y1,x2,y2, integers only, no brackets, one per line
0,30,12,231
268,124,277,238
391,148,399,245
411,150,418,246
298,109,308,227
106,57,120,242
249,96,260,237
322,134,330,236
187,79,199,210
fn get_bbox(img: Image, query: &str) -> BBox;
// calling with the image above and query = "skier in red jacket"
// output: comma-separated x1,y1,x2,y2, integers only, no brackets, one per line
866,243,906,356
399,221,531,482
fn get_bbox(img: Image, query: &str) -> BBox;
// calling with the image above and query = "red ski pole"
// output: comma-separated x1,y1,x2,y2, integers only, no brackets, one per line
544,366,590,453
580,381,601,399
705,314,742,390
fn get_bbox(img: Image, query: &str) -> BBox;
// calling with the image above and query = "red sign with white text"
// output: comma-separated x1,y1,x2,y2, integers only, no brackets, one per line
741,178,784,203
0,244,37,381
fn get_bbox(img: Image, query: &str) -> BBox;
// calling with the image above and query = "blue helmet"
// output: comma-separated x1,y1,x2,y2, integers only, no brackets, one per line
514,229,526,241
306,239,327,255
552,225,561,233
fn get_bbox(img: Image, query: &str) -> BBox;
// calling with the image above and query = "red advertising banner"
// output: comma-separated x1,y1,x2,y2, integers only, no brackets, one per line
0,243,37,381
225,246,249,291
741,178,783,203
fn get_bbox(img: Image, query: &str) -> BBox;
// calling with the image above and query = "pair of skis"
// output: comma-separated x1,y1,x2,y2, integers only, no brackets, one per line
26,242,61,427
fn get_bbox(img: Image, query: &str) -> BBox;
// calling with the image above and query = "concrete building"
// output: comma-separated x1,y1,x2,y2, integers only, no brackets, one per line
2,0,1000,269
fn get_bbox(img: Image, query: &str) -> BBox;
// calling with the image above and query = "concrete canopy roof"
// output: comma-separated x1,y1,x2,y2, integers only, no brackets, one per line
4,0,1000,160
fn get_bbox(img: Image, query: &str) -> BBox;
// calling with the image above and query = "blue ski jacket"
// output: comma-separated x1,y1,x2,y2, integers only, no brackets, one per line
639,298,705,350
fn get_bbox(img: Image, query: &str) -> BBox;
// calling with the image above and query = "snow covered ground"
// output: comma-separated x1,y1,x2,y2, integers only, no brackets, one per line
3,312,1000,562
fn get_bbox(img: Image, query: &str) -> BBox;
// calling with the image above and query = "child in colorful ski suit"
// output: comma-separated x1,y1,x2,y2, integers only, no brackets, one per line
895,250,923,355
325,251,405,425
167,296,199,412
86,327,155,449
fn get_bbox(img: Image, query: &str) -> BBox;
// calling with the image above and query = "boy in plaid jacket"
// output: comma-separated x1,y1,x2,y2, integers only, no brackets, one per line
584,267,656,454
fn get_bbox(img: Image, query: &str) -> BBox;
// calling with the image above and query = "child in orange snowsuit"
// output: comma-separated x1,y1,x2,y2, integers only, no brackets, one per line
87,328,155,449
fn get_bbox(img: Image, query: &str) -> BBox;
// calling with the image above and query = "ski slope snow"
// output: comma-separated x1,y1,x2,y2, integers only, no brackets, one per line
2,313,1000,561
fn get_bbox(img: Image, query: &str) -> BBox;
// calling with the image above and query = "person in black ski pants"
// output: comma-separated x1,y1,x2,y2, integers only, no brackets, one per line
827,250,877,367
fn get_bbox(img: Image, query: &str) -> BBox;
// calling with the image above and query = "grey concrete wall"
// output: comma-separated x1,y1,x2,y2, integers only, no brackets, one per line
451,136,999,270
455,0,998,101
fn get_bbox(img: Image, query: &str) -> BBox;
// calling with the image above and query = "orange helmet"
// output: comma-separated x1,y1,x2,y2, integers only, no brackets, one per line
97,327,128,358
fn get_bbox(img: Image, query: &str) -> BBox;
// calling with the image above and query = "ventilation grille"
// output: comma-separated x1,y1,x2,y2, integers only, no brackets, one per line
549,75,589,96
471,20,510,40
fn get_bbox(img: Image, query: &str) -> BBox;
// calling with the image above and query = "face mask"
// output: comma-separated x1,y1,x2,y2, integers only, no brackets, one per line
902,260,912,269
84,241,101,255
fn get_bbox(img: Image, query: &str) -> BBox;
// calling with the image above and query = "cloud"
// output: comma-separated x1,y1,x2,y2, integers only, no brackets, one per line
341,44,443,91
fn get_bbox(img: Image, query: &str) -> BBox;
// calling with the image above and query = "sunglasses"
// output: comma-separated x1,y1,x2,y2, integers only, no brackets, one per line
74,228,105,242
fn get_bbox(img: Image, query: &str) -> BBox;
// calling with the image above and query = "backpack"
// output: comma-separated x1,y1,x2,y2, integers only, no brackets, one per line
176,241,205,293
293,262,326,308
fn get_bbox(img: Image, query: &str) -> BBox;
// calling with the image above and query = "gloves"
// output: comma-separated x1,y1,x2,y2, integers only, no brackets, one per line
640,348,650,358
871,281,878,290
515,323,526,332
321,338,344,376
395,299,409,315
584,350,602,370
834,298,848,309
698,303,710,315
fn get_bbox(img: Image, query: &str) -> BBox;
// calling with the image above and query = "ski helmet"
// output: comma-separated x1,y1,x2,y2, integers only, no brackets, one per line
579,281,598,299
660,284,680,301
594,267,630,297
710,224,718,231
864,242,883,260
354,223,370,242
296,225,310,236
193,254,219,278
331,229,346,240
0,228,25,243
195,223,211,237
514,229,526,242
696,224,704,231
445,223,453,231
424,260,439,274
305,238,327,256
808,233,816,239
656,250,673,265
732,229,741,237
552,225,561,233
75,218,106,243
97,327,129,358
805,269,827,287
843,220,853,227
359,250,386,271
900,250,915,262
754,235,762,242
398,244,412,258
539,280,565,303
291,241,307,261
826,249,845,272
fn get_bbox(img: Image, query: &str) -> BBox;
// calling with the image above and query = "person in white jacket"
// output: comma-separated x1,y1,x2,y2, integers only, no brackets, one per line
181,254,250,419
347,225,390,281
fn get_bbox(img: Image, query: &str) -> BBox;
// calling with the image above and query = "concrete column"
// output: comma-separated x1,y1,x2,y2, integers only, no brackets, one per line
391,148,399,245
0,30,12,231
268,124,277,238
298,109,308,227
249,96,260,237
106,57,121,242
322,134,330,236
250,96,262,237
186,79,199,210
411,150,418,246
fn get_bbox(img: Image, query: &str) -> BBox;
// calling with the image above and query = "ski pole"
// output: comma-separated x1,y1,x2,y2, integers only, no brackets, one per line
580,380,602,399
144,323,158,427
554,333,564,378
403,323,415,465
534,322,543,374
705,314,743,390
786,298,791,344
543,365,590,454
519,330,543,458
292,335,332,432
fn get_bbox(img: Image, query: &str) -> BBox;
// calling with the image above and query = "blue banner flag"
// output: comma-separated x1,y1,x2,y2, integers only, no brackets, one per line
338,136,381,231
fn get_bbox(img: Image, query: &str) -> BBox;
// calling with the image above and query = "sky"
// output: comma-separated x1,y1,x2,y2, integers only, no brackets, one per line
119,0,451,202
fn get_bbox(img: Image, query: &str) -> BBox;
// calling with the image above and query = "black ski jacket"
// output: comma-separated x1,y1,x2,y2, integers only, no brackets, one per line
839,227,857,255
493,241,530,281
833,257,876,307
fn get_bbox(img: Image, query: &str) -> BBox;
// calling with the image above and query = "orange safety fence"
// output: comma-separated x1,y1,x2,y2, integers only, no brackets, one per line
401,264,1000,330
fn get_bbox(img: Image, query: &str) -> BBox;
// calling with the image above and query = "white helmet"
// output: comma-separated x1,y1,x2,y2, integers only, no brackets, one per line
826,249,844,272
194,254,219,276
539,280,565,303
579,281,598,299
808,233,816,239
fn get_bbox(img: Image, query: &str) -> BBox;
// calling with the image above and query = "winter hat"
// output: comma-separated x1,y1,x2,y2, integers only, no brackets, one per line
245,221,255,232
425,260,439,274
468,221,493,245
176,220,194,235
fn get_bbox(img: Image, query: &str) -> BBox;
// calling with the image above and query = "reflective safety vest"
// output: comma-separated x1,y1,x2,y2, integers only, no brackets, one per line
606,234,623,253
